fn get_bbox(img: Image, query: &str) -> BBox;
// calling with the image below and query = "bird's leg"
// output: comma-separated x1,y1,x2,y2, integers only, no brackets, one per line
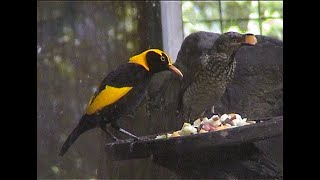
187,107,192,123
100,124,120,141
111,122,141,141
119,128,141,140
197,106,217,132
203,105,217,119
197,124,204,132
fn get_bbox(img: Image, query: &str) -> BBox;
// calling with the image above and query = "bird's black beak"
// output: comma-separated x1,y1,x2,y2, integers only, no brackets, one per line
168,64,183,79
241,33,257,46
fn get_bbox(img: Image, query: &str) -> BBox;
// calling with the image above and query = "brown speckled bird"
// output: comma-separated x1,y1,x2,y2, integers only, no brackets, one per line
177,31,257,121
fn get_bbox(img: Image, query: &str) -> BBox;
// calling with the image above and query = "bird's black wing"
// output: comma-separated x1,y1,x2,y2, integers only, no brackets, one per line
90,63,147,99
85,63,149,115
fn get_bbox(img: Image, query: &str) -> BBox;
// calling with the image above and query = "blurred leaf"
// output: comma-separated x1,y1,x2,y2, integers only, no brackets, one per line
182,1,220,23
223,20,250,34
260,1,283,18
183,21,221,36
262,18,283,40
247,20,261,35
221,1,255,20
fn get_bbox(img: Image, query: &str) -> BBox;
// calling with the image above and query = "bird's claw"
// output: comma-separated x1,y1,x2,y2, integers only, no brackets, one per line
110,136,120,142
132,136,143,141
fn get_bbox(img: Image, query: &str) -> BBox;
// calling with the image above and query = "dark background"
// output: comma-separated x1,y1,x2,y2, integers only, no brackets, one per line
37,1,163,178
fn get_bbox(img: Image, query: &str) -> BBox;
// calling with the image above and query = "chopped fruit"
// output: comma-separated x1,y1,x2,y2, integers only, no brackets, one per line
155,134,167,139
170,131,181,138
155,113,258,139
193,118,201,127
181,123,197,135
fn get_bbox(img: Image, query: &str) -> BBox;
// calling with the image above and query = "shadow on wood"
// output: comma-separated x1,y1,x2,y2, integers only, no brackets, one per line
153,143,281,179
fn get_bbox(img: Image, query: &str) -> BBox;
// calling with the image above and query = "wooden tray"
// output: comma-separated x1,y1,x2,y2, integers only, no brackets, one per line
105,116,283,160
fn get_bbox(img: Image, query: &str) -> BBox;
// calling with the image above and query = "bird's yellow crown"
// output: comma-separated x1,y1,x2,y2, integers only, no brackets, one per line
129,49,173,71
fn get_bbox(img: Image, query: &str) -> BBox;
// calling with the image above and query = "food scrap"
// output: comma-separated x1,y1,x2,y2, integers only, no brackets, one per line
154,113,256,139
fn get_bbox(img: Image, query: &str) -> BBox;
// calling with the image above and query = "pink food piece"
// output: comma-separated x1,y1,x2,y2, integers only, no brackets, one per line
202,123,218,131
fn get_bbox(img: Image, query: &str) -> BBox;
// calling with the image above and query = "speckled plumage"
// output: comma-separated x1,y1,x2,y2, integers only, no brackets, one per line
177,31,255,121
182,53,236,119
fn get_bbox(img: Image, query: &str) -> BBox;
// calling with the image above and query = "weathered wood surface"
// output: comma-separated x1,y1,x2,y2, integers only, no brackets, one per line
105,116,282,161
153,142,282,179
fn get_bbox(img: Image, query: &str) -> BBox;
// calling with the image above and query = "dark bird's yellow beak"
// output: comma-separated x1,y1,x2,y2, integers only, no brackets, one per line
168,64,183,78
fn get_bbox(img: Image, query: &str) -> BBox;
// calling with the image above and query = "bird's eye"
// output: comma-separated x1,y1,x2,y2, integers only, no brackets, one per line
160,56,165,61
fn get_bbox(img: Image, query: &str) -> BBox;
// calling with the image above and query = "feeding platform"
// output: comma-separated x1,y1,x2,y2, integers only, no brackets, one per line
105,116,282,161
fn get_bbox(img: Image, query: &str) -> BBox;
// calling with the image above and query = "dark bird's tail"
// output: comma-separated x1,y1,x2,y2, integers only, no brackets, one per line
59,116,96,156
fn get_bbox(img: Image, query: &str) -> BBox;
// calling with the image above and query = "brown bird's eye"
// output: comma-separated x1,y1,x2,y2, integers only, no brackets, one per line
160,56,165,61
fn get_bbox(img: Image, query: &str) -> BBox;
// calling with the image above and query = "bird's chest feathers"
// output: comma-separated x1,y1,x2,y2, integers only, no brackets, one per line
203,56,236,81
193,56,236,97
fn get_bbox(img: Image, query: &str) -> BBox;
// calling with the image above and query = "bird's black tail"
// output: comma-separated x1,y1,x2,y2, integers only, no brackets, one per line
59,116,96,156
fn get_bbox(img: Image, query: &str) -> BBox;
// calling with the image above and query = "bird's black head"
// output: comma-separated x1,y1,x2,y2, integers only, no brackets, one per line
129,49,183,78
212,32,257,55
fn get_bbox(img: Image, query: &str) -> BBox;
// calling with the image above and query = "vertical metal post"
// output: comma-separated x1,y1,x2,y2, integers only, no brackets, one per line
218,0,223,33
160,1,184,62
258,0,263,35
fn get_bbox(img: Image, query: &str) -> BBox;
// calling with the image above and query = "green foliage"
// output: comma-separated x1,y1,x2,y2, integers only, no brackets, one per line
221,1,255,20
262,18,283,40
182,1,220,22
182,1,283,40
223,20,251,34
260,1,283,18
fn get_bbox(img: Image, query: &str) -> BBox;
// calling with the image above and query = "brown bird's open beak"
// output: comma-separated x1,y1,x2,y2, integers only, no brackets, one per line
168,65,183,78
243,33,257,45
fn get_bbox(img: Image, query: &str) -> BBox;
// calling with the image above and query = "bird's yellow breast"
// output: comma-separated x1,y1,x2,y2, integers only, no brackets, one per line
85,86,133,115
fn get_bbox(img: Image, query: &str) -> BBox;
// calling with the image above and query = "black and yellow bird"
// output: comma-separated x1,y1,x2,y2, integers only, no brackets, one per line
59,49,183,156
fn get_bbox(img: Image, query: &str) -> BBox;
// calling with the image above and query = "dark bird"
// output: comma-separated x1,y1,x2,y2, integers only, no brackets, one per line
59,49,183,156
176,31,257,121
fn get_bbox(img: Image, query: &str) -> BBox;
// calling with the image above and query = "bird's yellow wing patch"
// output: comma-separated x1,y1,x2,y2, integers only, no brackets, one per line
85,86,133,115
